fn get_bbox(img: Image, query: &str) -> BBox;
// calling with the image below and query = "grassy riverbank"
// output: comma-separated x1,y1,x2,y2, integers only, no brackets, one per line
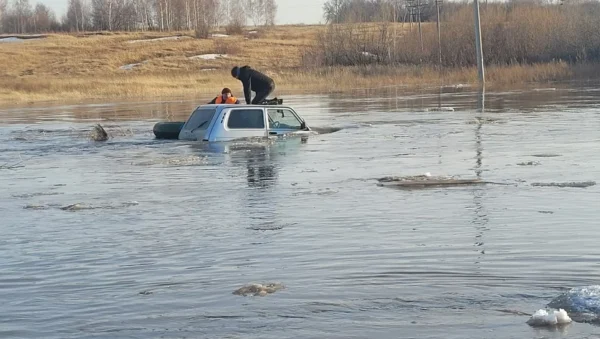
0,24,598,105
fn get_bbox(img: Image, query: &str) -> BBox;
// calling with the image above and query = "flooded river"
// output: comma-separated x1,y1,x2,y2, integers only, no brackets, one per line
1,83,600,338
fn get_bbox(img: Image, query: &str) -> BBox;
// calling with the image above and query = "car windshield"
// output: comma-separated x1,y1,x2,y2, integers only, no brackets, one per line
185,107,216,131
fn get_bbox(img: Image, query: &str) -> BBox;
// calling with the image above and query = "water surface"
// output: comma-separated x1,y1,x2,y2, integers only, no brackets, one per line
1,83,600,338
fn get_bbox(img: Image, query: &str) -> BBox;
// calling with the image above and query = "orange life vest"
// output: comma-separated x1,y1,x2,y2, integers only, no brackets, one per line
215,95,238,104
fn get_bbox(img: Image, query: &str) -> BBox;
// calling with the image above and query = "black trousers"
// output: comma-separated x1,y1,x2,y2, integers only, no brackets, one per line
251,82,275,104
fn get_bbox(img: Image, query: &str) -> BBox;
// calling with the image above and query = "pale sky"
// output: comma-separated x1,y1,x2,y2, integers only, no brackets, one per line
34,0,326,25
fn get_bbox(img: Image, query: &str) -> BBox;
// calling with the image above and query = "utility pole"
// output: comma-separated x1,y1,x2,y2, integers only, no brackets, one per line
436,0,442,66
393,0,397,63
473,0,485,85
417,0,423,52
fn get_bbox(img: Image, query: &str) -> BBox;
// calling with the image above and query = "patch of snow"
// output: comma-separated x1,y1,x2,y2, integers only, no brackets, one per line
211,34,230,38
128,36,191,43
120,63,140,70
119,60,148,70
0,37,22,43
0,37,42,43
248,31,258,34
201,68,217,72
361,51,377,58
188,54,228,60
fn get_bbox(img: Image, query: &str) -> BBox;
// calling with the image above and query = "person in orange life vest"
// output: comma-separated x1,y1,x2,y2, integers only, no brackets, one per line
208,88,240,104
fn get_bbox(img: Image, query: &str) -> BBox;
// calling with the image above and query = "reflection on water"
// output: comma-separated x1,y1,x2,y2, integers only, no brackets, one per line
246,151,277,189
1,83,600,339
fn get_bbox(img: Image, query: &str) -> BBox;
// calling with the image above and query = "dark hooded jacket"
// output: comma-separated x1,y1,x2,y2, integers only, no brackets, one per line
235,66,275,104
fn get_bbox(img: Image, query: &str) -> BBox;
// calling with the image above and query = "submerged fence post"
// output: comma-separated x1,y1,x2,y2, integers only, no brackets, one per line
473,0,485,85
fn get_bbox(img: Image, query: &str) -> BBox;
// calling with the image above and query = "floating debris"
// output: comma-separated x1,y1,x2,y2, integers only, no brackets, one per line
377,174,487,189
526,308,572,327
309,126,343,135
496,309,533,317
517,161,541,166
247,222,295,231
12,192,63,199
90,124,108,141
532,154,562,158
133,155,207,167
538,211,555,214
139,290,153,295
531,181,596,188
23,204,50,210
466,117,503,125
59,201,139,211
426,107,455,112
60,203,89,211
233,283,285,297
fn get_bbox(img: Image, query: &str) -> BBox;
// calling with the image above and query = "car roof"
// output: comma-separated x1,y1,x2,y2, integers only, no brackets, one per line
199,104,292,109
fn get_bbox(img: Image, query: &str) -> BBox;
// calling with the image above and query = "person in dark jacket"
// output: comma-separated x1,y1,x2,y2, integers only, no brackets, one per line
231,65,275,105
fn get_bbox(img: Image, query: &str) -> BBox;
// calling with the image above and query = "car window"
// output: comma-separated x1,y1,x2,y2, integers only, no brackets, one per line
227,109,265,129
267,108,302,129
184,107,216,131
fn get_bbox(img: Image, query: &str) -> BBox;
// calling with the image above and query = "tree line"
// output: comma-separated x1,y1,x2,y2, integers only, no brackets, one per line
308,0,600,67
321,0,596,24
0,0,277,35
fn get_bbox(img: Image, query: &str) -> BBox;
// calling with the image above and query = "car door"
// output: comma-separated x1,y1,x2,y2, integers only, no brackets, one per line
216,107,268,141
267,108,306,136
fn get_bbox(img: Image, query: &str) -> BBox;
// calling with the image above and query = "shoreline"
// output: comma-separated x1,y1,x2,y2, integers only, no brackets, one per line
2,63,599,107
1,28,599,107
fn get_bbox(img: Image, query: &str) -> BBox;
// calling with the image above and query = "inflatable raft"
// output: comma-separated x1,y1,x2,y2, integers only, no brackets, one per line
153,121,185,139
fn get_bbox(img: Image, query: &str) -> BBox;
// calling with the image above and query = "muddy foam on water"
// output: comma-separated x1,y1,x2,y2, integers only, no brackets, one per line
531,181,596,188
527,309,572,327
233,283,285,297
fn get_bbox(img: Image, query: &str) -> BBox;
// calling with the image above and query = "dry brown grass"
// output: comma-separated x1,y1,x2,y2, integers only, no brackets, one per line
0,23,595,105
311,4,600,67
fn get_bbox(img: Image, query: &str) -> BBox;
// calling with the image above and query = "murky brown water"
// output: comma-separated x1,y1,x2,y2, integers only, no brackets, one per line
2,82,600,338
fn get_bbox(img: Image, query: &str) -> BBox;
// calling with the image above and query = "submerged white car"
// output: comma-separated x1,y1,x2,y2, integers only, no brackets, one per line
153,104,312,141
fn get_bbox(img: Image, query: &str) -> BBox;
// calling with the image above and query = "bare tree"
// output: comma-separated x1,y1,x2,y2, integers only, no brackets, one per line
245,0,264,26
263,0,276,25
223,0,246,34
323,0,344,23
193,0,218,37
229,0,246,25
14,0,32,33
0,0,7,32
65,0,89,31
155,0,172,30
0,0,243,33
91,0,138,31
31,3,54,32
91,0,108,29
133,0,154,30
